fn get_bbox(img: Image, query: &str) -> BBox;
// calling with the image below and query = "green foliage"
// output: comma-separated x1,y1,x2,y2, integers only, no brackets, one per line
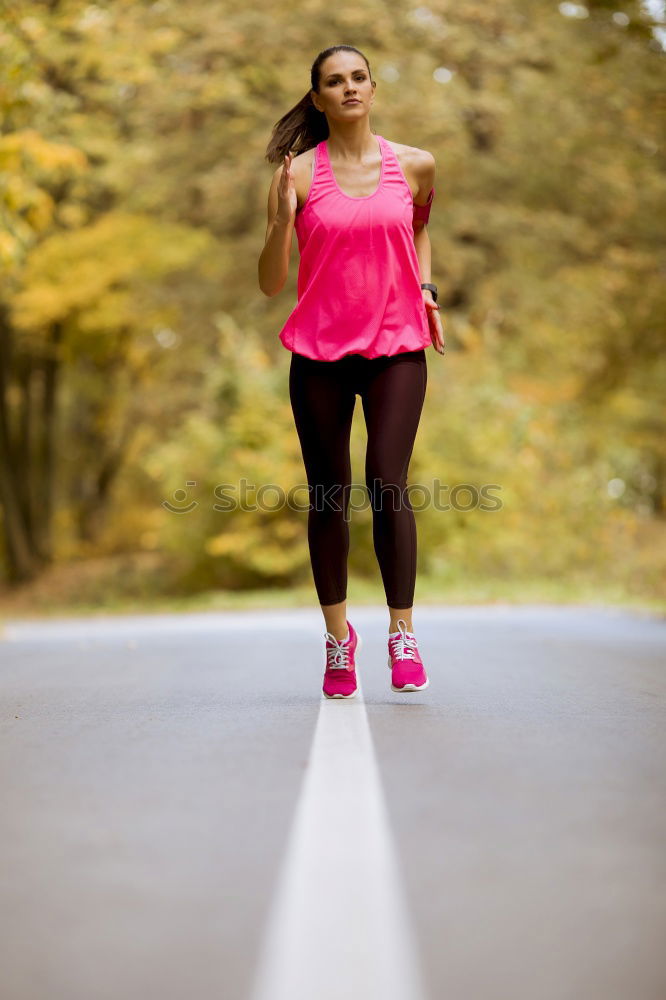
12,212,215,329
136,315,312,592
0,0,664,602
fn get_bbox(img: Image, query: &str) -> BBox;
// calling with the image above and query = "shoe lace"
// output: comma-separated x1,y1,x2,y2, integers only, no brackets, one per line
325,632,351,669
389,621,417,661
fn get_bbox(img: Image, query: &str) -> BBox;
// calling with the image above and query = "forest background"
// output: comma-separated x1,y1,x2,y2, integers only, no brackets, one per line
1,0,665,617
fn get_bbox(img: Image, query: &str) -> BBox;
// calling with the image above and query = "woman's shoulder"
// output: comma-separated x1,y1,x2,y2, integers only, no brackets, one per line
289,145,318,212
383,137,435,170
290,145,317,172
383,138,436,199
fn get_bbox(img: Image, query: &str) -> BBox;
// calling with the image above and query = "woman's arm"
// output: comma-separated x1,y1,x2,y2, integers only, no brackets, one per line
258,163,295,297
412,149,445,354
412,149,436,292
414,224,432,287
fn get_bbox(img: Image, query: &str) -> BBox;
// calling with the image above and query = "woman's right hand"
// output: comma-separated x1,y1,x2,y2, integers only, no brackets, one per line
276,151,297,223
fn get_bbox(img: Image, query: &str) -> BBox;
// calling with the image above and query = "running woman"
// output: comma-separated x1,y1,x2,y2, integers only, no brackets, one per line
258,44,446,699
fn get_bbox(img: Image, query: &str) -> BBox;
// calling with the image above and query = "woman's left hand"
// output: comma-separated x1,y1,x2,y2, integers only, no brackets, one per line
423,292,445,355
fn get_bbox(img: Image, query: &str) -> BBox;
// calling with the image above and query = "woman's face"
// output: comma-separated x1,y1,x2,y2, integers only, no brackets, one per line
311,54,375,120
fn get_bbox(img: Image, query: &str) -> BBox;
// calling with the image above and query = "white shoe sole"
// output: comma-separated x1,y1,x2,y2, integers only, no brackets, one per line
390,679,430,692
388,653,429,692
323,630,362,699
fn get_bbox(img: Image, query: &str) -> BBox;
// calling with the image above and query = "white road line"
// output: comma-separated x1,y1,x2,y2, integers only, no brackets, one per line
249,667,430,1000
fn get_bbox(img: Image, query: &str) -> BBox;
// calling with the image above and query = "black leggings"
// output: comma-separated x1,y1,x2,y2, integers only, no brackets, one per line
288,348,427,610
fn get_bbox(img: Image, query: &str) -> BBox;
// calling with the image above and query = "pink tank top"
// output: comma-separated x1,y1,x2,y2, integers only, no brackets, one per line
277,134,432,361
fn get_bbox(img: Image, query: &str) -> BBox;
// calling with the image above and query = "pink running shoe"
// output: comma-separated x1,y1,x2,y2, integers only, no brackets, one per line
388,619,429,692
323,619,362,699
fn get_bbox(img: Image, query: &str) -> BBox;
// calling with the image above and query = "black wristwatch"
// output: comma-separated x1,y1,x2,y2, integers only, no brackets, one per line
421,282,438,303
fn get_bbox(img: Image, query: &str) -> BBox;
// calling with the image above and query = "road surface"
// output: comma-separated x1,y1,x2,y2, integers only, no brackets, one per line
0,604,664,1000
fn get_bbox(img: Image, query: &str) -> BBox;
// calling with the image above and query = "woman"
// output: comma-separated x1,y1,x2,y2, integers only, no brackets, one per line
258,44,445,699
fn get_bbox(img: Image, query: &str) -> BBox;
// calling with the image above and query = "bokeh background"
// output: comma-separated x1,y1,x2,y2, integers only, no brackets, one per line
1,0,665,617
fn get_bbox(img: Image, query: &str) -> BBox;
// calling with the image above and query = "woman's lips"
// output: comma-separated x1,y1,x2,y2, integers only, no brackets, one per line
343,99,360,104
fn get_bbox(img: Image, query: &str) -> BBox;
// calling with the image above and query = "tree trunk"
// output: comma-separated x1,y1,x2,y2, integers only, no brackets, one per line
76,417,136,543
0,312,39,582
35,321,63,562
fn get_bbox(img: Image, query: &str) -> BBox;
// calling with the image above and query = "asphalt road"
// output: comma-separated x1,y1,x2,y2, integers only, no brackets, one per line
1,605,664,1000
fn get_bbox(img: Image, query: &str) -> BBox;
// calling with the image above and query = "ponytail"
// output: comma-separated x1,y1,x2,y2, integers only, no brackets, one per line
264,91,328,164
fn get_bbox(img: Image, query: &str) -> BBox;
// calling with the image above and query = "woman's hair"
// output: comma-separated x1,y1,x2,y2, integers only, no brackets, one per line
264,45,373,164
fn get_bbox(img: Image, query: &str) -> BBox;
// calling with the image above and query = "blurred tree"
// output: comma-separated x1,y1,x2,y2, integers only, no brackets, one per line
0,0,664,600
